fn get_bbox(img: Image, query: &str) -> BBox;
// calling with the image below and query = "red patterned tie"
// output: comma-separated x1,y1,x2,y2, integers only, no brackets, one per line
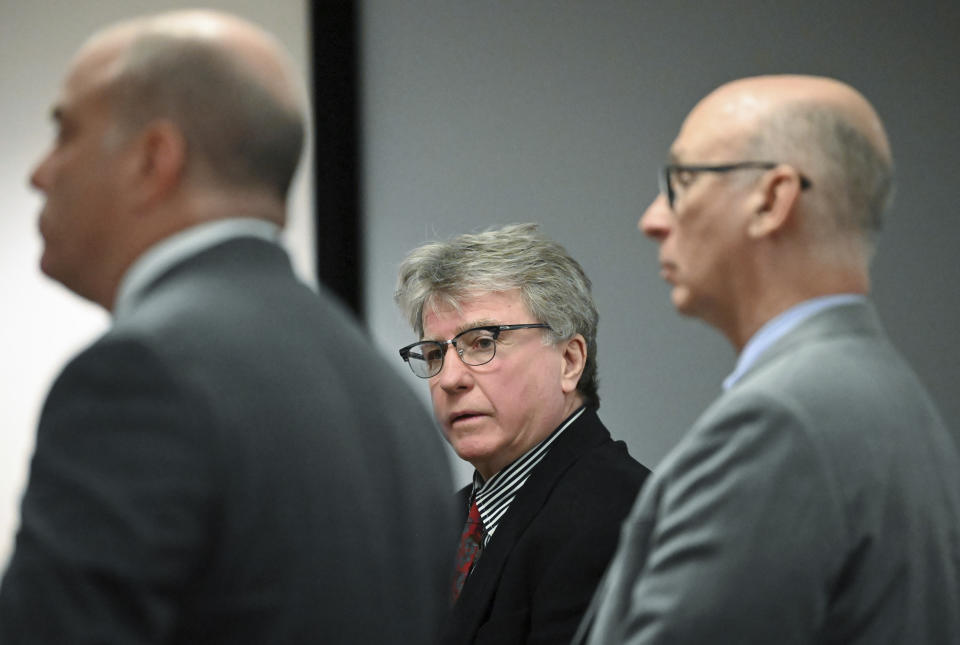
451,499,485,603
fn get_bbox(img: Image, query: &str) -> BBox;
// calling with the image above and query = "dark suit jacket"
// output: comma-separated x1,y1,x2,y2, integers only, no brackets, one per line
0,237,456,644
441,408,648,645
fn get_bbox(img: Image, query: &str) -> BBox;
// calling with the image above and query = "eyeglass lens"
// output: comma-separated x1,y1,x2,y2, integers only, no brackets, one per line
406,328,499,378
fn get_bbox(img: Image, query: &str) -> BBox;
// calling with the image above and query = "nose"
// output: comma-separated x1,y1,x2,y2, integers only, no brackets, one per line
639,193,672,241
435,344,474,393
29,150,54,192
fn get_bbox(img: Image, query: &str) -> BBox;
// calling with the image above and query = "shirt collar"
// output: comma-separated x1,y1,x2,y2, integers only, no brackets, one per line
113,218,281,322
723,294,868,390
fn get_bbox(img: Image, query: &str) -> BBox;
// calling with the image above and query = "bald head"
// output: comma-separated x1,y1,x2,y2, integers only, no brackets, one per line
80,9,305,204
689,75,890,161
681,75,894,253
108,10,303,112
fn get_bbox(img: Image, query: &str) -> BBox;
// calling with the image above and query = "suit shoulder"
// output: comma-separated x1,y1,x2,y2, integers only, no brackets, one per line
550,438,649,517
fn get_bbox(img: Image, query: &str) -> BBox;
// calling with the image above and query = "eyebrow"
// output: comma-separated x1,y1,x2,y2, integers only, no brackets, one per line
422,319,499,342
455,320,498,336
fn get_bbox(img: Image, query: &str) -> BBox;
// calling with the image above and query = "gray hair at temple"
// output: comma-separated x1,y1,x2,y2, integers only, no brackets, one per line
395,223,601,409
746,102,894,260
103,22,305,203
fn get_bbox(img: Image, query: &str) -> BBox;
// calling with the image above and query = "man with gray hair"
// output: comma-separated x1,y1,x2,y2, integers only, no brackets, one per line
396,223,649,644
0,10,454,644
576,75,960,643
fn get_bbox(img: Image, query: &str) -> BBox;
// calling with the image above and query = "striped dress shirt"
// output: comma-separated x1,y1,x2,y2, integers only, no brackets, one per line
471,406,586,546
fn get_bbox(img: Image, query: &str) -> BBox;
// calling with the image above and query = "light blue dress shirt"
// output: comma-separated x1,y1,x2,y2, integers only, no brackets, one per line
723,294,868,390
112,218,281,323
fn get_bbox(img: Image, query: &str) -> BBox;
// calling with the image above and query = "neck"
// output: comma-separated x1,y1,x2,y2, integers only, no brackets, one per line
722,271,869,351
183,185,287,226
94,187,285,312
711,233,871,350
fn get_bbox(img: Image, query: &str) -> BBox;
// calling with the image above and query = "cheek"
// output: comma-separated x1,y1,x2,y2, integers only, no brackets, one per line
43,160,93,220
674,222,713,269
494,362,559,418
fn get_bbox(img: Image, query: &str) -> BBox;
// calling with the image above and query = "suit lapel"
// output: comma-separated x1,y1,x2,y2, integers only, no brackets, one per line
446,409,612,640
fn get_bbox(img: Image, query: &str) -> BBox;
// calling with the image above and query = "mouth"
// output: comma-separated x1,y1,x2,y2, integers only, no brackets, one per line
449,411,485,426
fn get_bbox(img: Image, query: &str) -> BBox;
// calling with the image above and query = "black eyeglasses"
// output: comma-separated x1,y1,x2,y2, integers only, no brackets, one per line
398,323,552,379
659,162,812,211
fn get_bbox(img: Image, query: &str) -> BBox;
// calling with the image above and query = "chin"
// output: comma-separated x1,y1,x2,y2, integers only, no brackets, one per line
670,287,695,315
451,439,497,468
453,444,492,464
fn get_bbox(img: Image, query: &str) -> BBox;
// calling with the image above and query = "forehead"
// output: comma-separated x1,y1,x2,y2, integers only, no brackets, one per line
58,34,128,110
671,89,761,162
422,290,531,336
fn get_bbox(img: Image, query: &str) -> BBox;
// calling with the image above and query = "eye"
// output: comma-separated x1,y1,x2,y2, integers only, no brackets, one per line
472,335,495,351
672,167,697,188
423,345,444,362
457,330,496,353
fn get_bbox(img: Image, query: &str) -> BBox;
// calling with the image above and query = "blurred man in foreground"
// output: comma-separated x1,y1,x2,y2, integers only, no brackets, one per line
0,10,454,644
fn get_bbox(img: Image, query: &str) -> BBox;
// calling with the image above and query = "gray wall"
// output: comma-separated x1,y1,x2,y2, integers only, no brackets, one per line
361,0,960,485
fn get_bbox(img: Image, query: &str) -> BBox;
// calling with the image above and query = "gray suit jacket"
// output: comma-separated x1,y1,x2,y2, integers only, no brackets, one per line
582,301,960,644
0,237,456,644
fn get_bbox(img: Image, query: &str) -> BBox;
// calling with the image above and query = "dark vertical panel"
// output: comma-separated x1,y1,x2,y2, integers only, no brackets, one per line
309,0,363,319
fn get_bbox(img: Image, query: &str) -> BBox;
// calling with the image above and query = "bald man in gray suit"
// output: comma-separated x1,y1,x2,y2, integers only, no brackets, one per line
0,11,454,644
577,75,960,644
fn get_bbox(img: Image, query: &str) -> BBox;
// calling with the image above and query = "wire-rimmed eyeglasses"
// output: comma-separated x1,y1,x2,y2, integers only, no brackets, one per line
398,323,552,379
659,162,812,211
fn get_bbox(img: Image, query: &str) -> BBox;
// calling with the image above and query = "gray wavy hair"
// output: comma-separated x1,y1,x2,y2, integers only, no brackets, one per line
395,223,600,408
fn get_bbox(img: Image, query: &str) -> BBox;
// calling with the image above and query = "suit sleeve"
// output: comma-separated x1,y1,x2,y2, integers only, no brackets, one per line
0,338,215,645
609,393,847,644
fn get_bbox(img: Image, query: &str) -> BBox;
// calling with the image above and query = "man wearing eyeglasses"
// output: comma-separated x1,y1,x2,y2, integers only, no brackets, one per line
576,75,960,644
395,223,649,645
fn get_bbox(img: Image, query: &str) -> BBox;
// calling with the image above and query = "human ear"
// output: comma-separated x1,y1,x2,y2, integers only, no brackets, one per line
560,334,587,395
131,119,186,207
747,165,803,239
